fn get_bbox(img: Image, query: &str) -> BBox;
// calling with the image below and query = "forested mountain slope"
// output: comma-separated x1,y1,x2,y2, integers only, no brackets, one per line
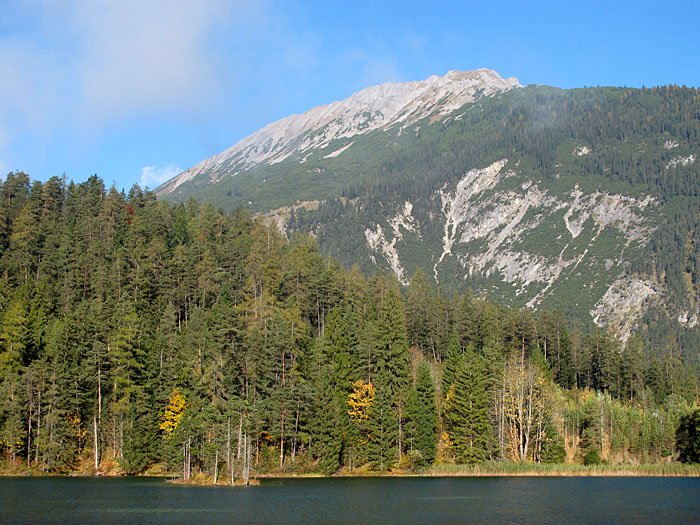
158,72,700,356
0,175,698,476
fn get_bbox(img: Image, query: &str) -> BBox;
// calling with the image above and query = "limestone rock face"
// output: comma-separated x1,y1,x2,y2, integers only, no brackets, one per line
156,69,520,195
156,71,700,344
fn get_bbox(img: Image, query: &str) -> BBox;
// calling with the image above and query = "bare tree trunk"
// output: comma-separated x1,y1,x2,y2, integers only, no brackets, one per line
226,416,231,480
213,450,219,485
231,449,235,485
35,389,41,464
280,341,286,469
119,414,124,459
543,338,547,361
397,403,403,462
94,415,99,474
112,413,117,461
27,403,32,468
187,436,192,480
279,403,285,468
98,357,103,423
292,400,300,464
243,433,250,486
237,414,243,461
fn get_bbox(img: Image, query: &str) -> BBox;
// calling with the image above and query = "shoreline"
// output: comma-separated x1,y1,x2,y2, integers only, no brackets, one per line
4,462,700,482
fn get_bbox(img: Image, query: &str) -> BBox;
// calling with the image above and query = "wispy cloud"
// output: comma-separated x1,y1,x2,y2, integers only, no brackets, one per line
75,0,237,125
140,164,181,189
342,47,404,89
0,1,264,134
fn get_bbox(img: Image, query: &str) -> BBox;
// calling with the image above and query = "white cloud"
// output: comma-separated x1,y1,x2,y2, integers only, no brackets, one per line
0,0,265,133
75,0,237,124
140,164,181,189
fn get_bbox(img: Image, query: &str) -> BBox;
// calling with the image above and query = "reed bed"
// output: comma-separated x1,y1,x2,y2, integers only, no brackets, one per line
426,462,700,477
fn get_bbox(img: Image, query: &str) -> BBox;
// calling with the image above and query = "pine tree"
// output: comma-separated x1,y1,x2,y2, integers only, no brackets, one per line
442,331,461,398
322,306,353,391
312,368,342,475
406,268,439,359
367,379,397,471
369,286,411,467
120,391,154,474
373,288,411,396
622,335,645,402
580,395,602,465
413,362,437,465
445,351,493,464
0,297,28,379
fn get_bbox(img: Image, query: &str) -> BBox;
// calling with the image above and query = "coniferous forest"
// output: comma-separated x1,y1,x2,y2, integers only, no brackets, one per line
1,172,699,480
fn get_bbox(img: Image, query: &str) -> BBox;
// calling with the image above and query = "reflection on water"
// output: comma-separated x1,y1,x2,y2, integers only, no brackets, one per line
1,475,700,524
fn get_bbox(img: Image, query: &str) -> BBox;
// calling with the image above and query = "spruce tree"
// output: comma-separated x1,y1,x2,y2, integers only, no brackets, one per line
369,287,411,467
367,377,397,471
373,288,411,396
442,331,461,398
414,362,437,465
312,368,342,475
444,351,493,464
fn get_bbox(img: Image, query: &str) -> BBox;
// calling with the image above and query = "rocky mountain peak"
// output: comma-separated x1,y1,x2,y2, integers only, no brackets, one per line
156,68,520,195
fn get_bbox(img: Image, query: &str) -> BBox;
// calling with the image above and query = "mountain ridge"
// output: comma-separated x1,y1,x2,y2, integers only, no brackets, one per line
155,72,700,354
156,68,520,195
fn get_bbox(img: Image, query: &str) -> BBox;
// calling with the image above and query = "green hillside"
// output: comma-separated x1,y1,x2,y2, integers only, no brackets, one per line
1,177,698,478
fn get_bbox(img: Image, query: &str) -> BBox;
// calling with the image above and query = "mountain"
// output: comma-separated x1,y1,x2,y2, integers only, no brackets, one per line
157,69,520,196
157,69,700,354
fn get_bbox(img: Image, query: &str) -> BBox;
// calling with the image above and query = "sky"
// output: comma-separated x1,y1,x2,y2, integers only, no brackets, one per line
1,0,700,191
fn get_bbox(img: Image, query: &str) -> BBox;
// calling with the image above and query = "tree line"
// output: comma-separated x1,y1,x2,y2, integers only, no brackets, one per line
0,173,698,480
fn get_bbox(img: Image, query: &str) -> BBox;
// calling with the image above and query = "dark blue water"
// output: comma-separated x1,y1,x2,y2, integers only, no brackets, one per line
1,476,699,524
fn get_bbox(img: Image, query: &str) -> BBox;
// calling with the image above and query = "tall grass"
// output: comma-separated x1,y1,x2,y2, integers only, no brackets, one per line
426,461,700,477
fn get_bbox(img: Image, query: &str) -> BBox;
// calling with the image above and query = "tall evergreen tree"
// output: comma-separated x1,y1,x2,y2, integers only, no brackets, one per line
444,350,493,464
412,362,437,465
312,368,342,475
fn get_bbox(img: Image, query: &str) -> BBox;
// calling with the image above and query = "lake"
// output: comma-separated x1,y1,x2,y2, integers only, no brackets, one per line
1,476,699,523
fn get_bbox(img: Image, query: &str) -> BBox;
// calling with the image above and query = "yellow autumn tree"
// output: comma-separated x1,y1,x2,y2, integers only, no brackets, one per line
160,388,187,437
347,379,375,420
346,379,376,453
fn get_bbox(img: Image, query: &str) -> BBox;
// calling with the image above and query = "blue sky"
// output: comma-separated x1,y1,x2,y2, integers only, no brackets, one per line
2,0,699,191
